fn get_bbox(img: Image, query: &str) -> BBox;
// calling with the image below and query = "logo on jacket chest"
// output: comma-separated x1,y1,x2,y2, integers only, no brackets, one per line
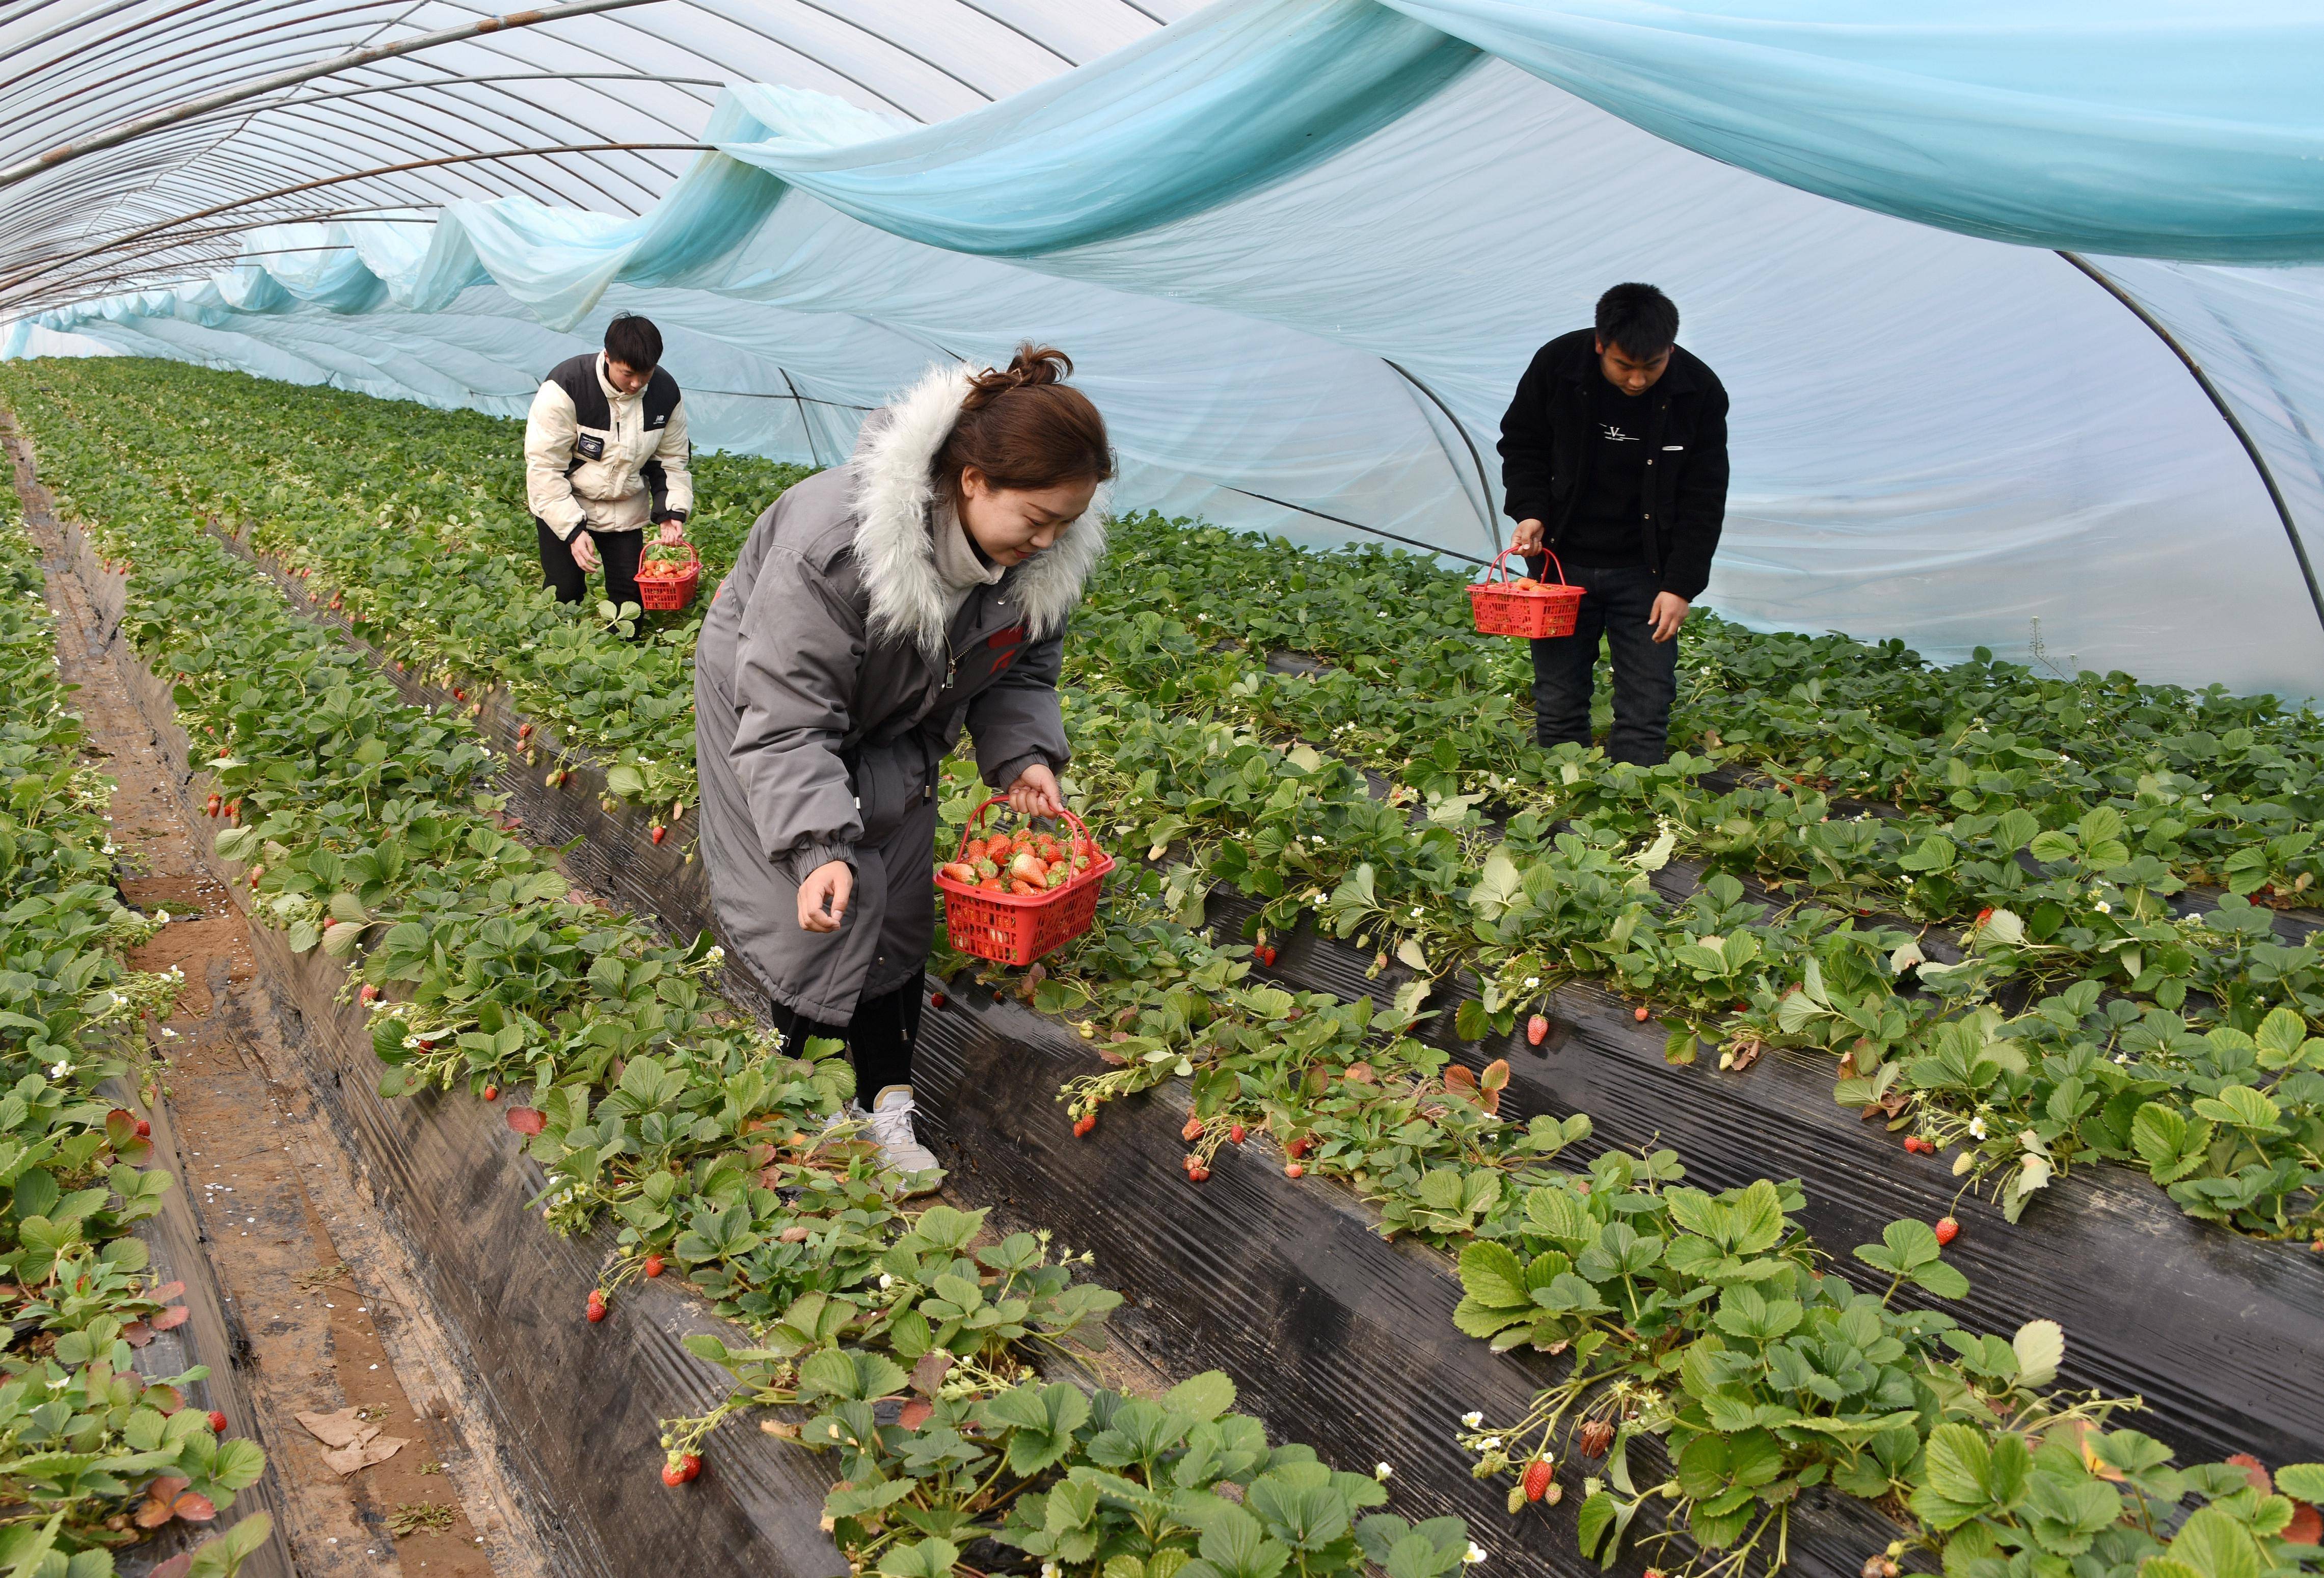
575,433,607,461
986,625,1025,674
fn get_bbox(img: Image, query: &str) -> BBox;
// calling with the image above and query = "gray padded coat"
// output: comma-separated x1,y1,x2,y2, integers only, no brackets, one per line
693,363,1106,1022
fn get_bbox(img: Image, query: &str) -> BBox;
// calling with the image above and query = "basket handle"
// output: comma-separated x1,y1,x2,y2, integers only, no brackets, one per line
644,537,699,569
1483,545,1569,587
951,794,1094,862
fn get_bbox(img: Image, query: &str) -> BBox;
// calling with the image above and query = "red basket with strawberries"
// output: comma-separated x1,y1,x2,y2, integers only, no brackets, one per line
635,538,701,611
1469,547,1584,638
934,798,1115,966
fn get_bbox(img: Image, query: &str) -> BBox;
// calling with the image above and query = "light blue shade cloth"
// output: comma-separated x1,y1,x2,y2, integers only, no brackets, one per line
1376,0,2324,262
710,0,1479,256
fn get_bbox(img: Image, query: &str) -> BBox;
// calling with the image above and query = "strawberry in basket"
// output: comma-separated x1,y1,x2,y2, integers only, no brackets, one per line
934,800,1114,966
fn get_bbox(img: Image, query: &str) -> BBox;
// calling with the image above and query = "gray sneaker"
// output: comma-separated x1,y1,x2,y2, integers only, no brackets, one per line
866,1085,943,1195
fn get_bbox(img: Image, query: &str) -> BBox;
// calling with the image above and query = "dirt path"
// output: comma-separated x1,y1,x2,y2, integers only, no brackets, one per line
9,426,542,1578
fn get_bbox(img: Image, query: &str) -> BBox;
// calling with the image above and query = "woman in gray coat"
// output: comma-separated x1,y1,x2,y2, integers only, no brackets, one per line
693,346,1112,1189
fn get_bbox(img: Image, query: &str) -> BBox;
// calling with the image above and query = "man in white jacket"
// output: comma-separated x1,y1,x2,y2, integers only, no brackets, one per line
524,312,693,613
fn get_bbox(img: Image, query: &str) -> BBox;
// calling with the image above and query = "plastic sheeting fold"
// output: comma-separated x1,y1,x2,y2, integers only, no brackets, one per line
10,0,2324,696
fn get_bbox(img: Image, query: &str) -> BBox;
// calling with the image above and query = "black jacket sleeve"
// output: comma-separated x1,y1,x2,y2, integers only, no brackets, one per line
1662,378,1730,602
1496,350,1559,526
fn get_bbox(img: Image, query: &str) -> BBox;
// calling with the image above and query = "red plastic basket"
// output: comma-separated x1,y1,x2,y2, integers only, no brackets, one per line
1469,547,1584,638
935,797,1115,967
635,539,700,611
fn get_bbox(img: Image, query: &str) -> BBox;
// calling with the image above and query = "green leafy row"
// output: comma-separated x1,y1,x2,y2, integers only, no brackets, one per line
5,392,1478,1578
7,361,2322,1578
0,501,272,1573
9,360,2319,1239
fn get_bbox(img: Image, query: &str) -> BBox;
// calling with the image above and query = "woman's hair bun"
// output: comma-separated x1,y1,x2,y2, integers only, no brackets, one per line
935,342,1112,504
960,343,1073,413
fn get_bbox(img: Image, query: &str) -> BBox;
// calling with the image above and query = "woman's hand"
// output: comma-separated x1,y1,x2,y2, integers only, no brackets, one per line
798,860,853,932
1004,762,1062,818
657,518,686,545
570,532,599,572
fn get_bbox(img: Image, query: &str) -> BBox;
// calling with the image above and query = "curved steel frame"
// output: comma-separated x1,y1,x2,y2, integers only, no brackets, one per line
2059,252,2324,643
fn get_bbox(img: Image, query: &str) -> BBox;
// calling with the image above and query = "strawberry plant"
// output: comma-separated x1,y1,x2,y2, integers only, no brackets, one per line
14,358,2324,1578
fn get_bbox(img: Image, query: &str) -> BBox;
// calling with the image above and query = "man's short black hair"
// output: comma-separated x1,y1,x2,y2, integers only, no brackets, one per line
604,312,662,370
1595,283,1679,359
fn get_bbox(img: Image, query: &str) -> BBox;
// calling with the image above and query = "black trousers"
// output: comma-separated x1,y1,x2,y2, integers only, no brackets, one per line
765,971,925,1105
535,518,643,611
1527,561,1680,765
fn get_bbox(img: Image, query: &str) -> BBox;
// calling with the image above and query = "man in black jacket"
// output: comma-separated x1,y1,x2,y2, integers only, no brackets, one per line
1497,283,1728,764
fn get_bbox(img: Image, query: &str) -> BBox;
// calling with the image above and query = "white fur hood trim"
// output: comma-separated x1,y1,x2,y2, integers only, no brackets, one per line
849,361,1108,656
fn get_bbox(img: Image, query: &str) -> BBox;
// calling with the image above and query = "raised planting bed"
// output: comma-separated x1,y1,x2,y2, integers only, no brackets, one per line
908,987,1920,1578
68,522,853,1577
1217,892,2324,1472
161,515,2324,1534
17,374,2323,1578
149,521,2324,1575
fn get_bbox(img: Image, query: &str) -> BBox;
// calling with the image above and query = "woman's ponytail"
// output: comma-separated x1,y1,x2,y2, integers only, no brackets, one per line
937,343,1113,505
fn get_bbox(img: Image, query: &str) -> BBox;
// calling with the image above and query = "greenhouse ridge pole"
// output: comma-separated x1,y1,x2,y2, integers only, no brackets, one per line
0,0,670,193
2059,252,2324,643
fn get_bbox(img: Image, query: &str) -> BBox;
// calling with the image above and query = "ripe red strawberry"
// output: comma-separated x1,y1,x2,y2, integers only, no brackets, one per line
1182,1116,1205,1142
1229,1124,1247,1144
1974,908,1994,927
1188,1164,1210,1183
1256,944,1278,967
930,991,948,1009
660,1457,691,1487
207,1411,227,1434
517,723,533,740
1287,1136,1314,1159
680,1454,701,1482
1527,1014,1550,1046
1935,1216,1960,1246
1522,1458,1554,1503
1284,1162,1304,1179
1633,1005,1651,1023
644,1253,665,1278
226,800,241,821
585,1289,608,1323
136,1118,151,1138
651,824,666,845
359,983,379,1005
1073,1113,1096,1138
452,688,466,702
481,1084,498,1102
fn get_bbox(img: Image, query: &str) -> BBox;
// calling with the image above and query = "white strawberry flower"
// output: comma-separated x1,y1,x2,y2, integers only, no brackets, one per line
1968,1115,1988,1140
48,1060,72,1080
1465,1544,1487,1565
1374,1462,1393,1481
1462,1411,1484,1428
1480,1436,1501,1451
1524,977,1539,988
